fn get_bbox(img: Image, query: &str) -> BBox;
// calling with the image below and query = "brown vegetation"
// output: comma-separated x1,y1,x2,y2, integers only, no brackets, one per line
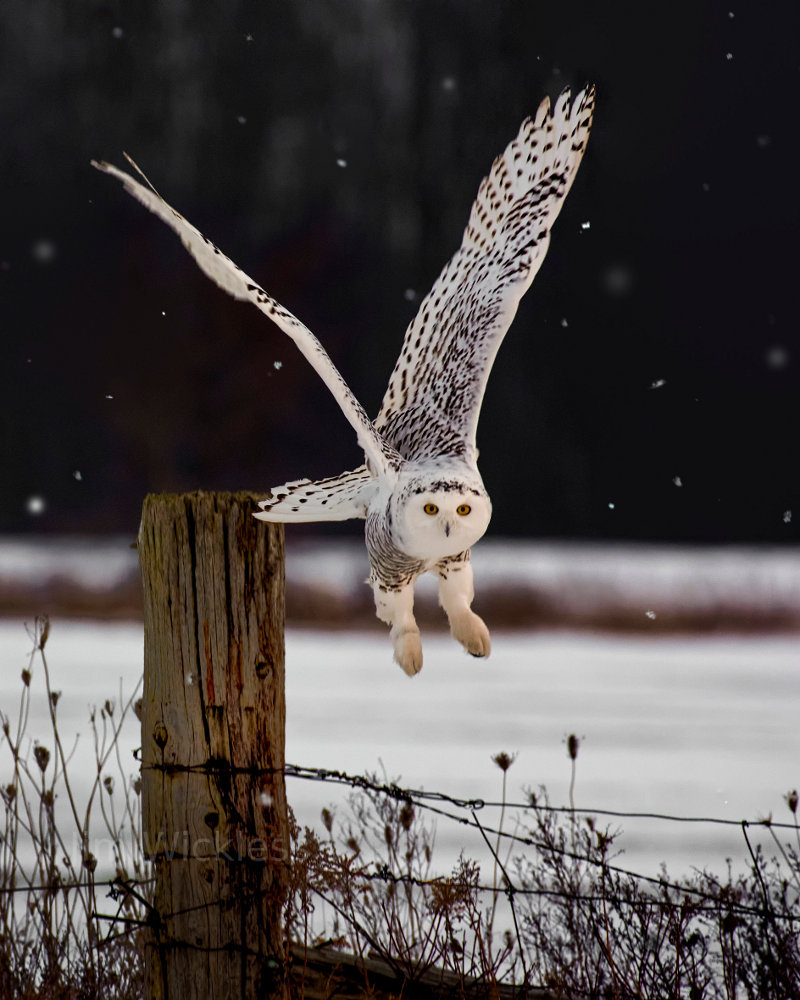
2,619,799,998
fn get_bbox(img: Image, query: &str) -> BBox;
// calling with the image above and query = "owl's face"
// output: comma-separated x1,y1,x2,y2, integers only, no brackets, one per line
394,479,492,560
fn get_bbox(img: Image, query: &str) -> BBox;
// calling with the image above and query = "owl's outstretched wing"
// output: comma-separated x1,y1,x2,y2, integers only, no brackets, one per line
253,465,377,522
375,85,595,463
91,157,400,478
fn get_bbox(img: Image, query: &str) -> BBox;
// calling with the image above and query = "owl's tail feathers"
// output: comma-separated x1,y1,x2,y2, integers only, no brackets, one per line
253,465,378,523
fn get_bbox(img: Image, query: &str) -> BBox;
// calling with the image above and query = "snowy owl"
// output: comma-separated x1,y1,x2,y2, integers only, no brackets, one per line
93,85,594,675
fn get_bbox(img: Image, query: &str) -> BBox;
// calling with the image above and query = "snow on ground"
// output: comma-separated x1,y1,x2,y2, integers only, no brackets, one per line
0,535,137,590
1,536,797,885
2,535,799,629
0,619,797,884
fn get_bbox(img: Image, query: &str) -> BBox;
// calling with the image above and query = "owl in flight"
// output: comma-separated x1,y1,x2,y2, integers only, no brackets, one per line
94,85,594,676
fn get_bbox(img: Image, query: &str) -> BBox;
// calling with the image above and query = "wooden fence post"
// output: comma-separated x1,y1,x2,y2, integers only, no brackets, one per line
139,491,288,999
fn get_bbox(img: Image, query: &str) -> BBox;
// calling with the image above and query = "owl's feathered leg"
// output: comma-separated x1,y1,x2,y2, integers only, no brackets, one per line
437,552,491,659
372,582,423,676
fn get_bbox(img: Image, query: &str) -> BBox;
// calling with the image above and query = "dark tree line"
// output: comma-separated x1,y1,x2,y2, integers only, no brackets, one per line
2,0,798,541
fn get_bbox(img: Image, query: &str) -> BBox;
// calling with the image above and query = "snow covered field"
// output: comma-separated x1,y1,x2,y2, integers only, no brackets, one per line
1,617,797,882
3,535,800,631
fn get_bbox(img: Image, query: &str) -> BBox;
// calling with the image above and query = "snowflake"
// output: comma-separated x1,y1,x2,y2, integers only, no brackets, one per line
765,345,788,370
31,239,57,263
26,496,46,516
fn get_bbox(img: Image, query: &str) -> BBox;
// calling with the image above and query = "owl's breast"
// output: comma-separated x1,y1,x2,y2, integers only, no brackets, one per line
365,506,427,591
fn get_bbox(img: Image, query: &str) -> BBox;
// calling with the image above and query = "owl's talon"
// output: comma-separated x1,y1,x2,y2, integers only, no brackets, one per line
450,611,491,659
392,627,423,676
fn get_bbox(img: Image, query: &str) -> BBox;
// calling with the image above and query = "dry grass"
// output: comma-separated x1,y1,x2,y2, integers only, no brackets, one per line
0,617,147,999
286,762,800,999
2,618,799,998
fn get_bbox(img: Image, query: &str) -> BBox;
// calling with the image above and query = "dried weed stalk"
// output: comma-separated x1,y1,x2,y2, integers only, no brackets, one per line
288,751,800,998
0,616,148,999
2,621,800,999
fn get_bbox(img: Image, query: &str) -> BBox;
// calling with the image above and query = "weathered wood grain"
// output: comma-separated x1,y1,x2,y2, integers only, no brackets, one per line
287,943,555,999
139,492,287,999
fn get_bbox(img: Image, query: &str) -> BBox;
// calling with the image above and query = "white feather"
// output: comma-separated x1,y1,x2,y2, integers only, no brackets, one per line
254,466,378,522
91,156,399,477
375,85,595,463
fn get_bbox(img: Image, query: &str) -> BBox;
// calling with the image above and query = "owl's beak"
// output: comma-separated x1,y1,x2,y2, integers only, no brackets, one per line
443,520,452,537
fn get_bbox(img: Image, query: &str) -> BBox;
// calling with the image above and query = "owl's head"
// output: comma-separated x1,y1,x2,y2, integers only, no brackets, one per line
393,474,492,560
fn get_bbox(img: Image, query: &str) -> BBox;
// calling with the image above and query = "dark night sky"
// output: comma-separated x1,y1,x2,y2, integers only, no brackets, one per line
2,0,799,543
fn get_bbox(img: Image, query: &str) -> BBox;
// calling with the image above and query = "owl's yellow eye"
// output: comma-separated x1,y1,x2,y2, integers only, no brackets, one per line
456,504,471,516
423,503,439,515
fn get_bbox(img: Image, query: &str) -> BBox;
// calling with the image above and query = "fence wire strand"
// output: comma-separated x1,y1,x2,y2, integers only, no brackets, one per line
283,762,799,831
3,760,799,930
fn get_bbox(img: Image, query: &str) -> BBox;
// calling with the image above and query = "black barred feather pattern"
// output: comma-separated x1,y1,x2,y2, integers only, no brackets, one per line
375,85,595,462
365,518,426,592
254,465,377,522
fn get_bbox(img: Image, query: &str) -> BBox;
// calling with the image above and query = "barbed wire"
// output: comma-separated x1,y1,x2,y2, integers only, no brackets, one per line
8,857,793,939
0,875,155,896
6,858,796,927
136,758,800,895
355,864,786,919
136,759,797,832
3,760,799,931
283,762,800,831
282,763,800,920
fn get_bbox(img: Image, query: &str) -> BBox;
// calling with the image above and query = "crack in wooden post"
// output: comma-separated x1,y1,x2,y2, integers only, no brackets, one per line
139,491,287,999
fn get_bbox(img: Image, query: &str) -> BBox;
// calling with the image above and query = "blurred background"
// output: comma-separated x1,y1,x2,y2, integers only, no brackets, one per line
2,0,798,545
1,0,799,883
